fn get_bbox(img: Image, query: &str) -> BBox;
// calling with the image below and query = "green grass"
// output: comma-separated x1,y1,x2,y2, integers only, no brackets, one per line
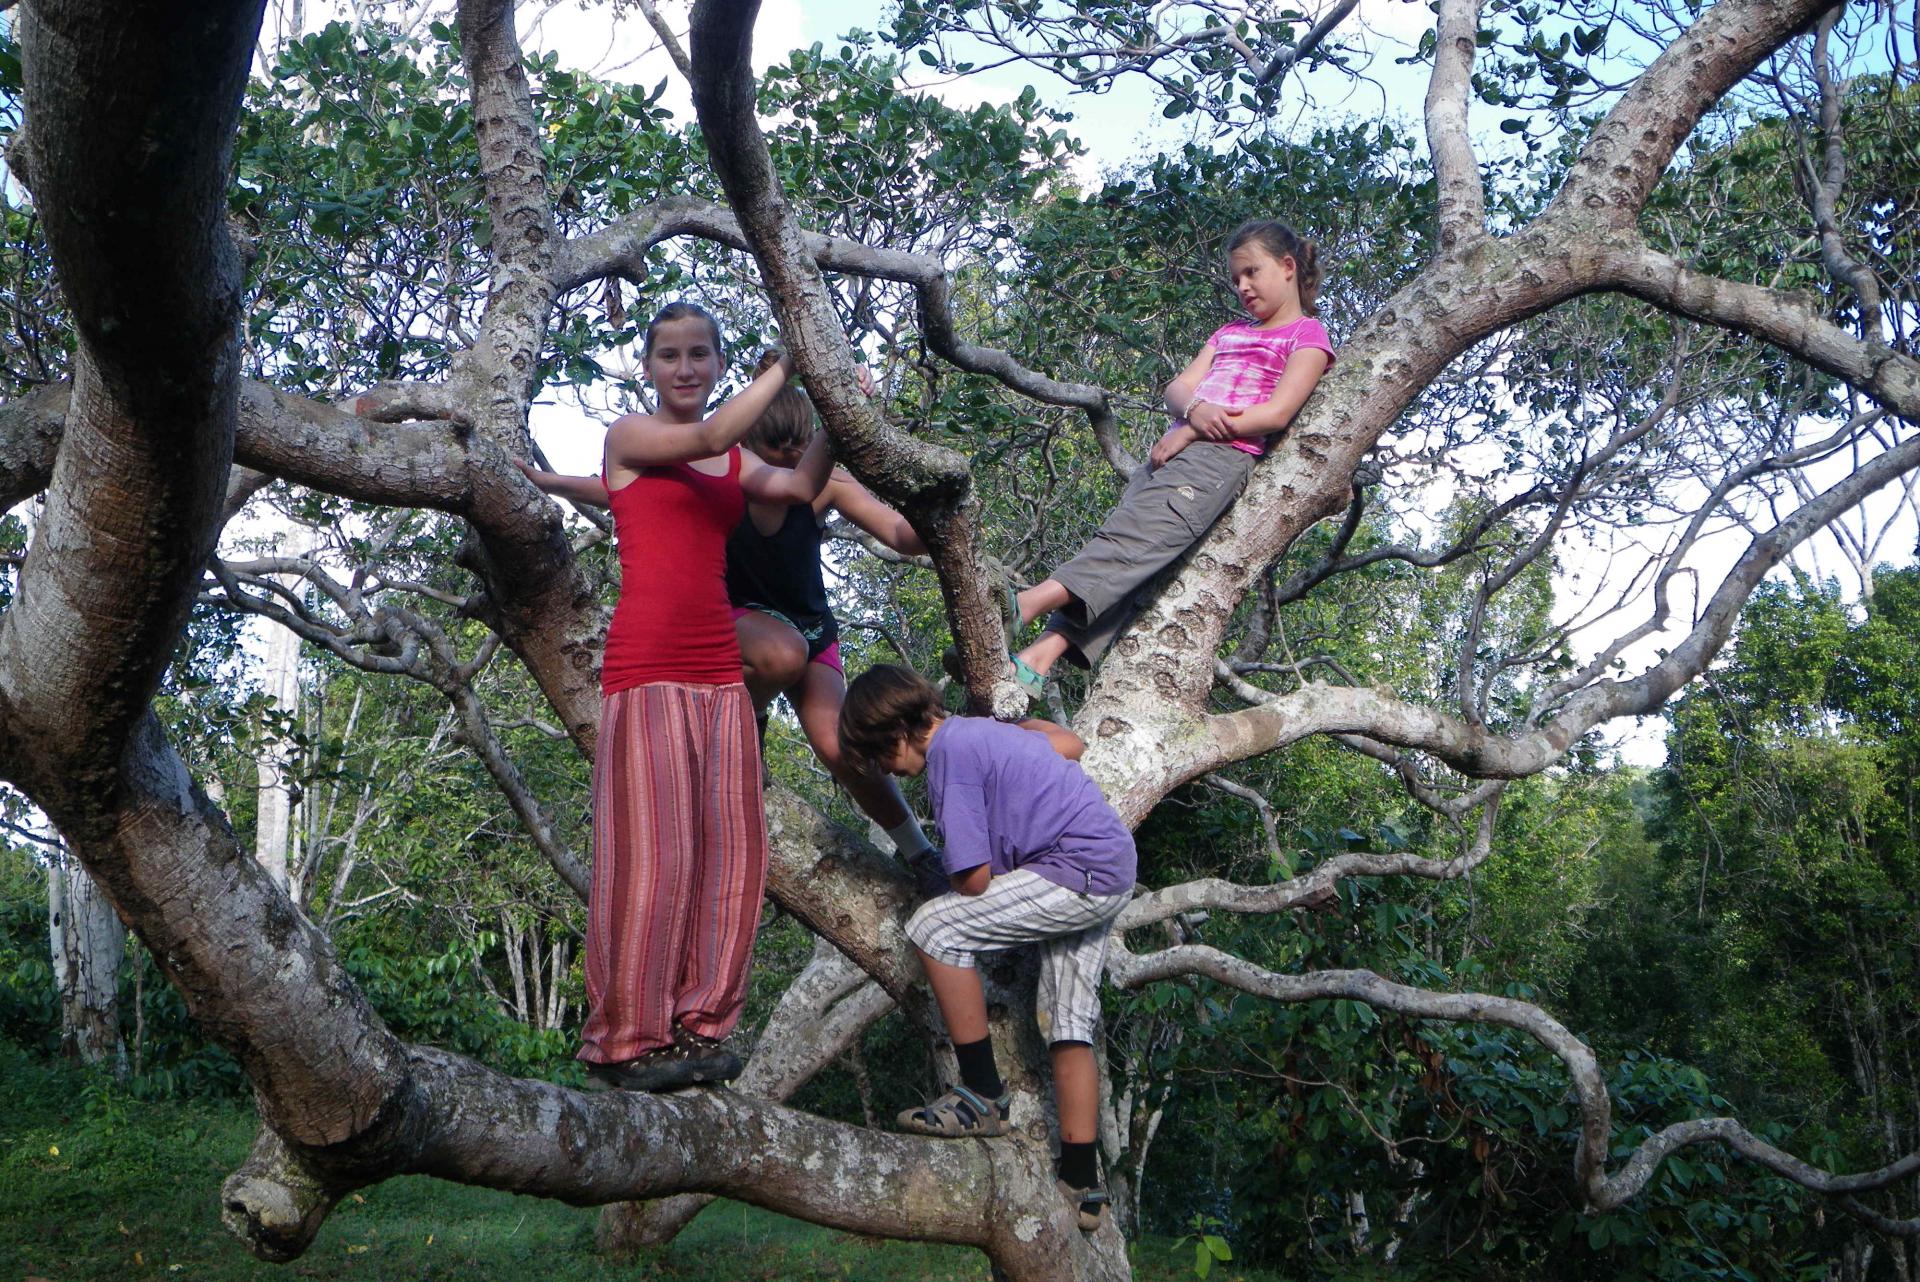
0,1046,1286,1281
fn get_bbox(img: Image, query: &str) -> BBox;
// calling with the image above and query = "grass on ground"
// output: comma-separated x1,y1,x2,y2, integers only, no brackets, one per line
0,1045,1285,1281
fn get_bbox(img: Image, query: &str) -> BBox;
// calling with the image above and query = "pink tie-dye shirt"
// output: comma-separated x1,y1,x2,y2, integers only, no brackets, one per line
1180,315,1336,456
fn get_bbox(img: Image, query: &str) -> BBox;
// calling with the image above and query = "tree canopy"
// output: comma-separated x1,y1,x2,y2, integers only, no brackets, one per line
1,1,1917,1279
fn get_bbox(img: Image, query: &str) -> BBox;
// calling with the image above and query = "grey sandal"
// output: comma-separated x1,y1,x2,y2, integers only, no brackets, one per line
897,1084,1010,1138
1057,1178,1110,1232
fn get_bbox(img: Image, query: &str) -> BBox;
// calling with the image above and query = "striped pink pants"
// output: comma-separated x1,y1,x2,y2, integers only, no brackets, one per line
578,682,768,1065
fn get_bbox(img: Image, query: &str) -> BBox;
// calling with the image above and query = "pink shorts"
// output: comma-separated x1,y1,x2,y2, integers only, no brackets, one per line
729,607,843,675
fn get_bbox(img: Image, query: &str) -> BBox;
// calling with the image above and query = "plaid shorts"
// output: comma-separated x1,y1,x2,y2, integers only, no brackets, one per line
906,869,1130,1044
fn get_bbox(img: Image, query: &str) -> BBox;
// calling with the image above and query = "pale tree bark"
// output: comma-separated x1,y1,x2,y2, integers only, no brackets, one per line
48,845,126,1077
252,530,311,895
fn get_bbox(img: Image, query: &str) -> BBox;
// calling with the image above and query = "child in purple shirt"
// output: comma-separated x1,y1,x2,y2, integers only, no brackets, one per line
839,664,1137,1231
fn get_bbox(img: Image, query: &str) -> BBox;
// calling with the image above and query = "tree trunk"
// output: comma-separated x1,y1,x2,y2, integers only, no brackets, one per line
253,610,301,893
48,847,127,1077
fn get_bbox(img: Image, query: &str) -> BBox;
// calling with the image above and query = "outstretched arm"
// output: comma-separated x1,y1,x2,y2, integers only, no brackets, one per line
516,460,610,508
826,468,927,555
741,422,833,504
607,351,796,469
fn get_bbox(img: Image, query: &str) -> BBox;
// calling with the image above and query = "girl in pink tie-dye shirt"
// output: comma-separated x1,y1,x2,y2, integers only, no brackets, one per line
1003,220,1335,692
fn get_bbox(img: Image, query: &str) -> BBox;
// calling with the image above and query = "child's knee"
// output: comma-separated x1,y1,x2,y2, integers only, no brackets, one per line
769,642,808,686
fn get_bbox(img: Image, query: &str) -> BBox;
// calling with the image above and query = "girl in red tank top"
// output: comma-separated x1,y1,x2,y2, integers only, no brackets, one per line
523,301,832,1092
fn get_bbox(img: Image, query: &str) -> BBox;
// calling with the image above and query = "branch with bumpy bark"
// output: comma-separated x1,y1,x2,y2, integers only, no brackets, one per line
217,1041,1105,1276
1601,239,1920,419
1546,0,1837,224
1424,0,1486,251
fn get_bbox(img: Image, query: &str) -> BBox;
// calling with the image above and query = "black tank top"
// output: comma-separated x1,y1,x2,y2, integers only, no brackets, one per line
725,503,838,648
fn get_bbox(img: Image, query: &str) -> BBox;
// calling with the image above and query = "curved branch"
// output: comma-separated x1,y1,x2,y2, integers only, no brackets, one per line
1802,7,1884,322
1106,941,1613,1202
1117,794,1500,930
555,195,1123,478
1108,938,1920,1229
1187,424,1920,788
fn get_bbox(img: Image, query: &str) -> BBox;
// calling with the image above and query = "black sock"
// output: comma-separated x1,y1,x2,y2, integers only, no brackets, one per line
1057,1140,1098,1190
952,1037,1003,1099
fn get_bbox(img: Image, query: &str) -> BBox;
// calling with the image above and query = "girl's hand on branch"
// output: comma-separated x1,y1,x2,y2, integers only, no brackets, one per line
857,364,876,398
1150,425,1196,469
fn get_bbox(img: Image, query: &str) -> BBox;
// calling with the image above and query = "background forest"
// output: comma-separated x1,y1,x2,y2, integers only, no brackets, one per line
2,2,1918,1279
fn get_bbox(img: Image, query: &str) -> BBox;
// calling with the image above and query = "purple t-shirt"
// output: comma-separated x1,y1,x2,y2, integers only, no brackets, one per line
1180,315,1336,456
924,717,1137,897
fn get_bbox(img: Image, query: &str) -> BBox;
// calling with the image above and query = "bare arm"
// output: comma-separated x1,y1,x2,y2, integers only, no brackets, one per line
825,468,927,555
949,863,992,896
1018,717,1086,761
741,422,833,504
516,460,610,508
1191,348,1331,441
1163,342,1218,417
606,353,795,469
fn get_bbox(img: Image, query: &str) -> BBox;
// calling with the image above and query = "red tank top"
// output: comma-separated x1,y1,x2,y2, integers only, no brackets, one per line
601,448,747,694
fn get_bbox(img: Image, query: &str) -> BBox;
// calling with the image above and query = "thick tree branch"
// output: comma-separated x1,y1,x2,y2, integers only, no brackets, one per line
1550,0,1836,224
604,935,895,1247
1424,0,1486,251
0,0,262,816
1602,240,1920,420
